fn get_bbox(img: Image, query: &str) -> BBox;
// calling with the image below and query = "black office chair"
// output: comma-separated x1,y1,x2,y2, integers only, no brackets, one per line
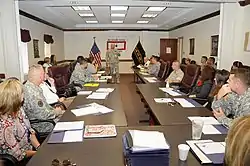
0,154,18,166
30,119,56,143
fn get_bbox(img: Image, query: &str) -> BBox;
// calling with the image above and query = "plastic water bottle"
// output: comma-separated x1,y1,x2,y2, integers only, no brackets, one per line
166,81,170,88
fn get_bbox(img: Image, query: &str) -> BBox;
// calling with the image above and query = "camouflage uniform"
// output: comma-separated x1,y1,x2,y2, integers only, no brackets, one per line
212,88,250,127
148,62,161,77
23,81,63,133
70,65,95,86
106,49,120,83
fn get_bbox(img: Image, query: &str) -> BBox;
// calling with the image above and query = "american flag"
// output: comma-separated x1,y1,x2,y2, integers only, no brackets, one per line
89,41,102,67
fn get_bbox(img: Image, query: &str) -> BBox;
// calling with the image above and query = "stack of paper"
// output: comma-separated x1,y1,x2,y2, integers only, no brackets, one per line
77,91,92,95
174,98,195,108
86,92,109,99
144,77,158,83
97,71,105,74
71,103,114,117
186,140,225,164
154,98,173,103
48,121,84,143
100,76,112,80
159,87,182,96
129,130,170,152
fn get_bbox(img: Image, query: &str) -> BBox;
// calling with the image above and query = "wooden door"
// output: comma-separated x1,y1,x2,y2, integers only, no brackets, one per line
160,39,178,63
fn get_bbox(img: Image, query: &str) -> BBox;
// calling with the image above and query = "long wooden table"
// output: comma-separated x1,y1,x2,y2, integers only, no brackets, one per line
27,125,226,166
60,84,127,126
137,84,212,125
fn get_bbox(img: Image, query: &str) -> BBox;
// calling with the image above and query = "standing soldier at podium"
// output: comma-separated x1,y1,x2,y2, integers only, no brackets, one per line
106,44,120,83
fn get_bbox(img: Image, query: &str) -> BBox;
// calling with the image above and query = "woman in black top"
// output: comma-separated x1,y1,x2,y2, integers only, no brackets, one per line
189,65,215,99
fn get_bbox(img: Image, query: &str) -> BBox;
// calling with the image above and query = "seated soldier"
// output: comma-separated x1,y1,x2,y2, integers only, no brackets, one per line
148,54,161,77
165,60,184,84
70,58,97,87
23,64,64,133
212,68,250,127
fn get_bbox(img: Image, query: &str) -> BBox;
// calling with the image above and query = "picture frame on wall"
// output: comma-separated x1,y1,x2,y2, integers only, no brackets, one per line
189,38,195,55
211,35,219,56
33,39,40,58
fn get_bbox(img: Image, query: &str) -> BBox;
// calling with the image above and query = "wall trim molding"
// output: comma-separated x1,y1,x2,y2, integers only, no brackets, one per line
167,10,220,31
19,10,64,31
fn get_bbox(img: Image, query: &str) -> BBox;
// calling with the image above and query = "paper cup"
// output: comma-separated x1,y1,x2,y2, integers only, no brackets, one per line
178,144,190,161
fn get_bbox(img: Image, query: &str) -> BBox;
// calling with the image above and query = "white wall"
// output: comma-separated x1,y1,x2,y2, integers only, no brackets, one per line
219,4,250,70
20,15,64,66
64,31,169,73
169,16,220,64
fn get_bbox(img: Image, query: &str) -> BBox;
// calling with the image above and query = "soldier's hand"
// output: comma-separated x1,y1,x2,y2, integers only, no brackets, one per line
217,84,231,100
213,107,225,119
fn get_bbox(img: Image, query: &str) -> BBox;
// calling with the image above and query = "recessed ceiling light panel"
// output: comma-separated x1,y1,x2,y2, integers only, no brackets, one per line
137,20,149,24
111,6,128,11
72,6,91,11
112,20,123,24
79,13,94,17
147,7,166,12
86,20,98,23
111,13,126,17
142,14,158,18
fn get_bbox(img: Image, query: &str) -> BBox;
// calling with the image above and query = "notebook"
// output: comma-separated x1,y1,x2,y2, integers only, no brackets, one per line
84,125,117,138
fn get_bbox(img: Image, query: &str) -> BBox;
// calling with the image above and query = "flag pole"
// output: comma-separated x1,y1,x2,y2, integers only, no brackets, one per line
93,36,96,42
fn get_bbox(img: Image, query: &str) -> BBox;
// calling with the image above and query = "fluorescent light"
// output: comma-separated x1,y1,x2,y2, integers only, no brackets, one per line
142,14,158,18
137,20,149,24
111,6,128,11
72,6,91,11
79,13,94,17
86,20,98,23
112,20,123,24
147,7,166,12
111,13,126,17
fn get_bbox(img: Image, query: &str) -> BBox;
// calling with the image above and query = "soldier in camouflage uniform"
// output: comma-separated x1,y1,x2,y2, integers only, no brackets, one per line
212,68,250,127
148,54,161,77
70,58,96,89
23,64,64,133
106,44,121,83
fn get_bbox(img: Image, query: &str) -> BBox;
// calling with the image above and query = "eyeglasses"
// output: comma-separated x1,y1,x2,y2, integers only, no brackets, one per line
51,159,76,166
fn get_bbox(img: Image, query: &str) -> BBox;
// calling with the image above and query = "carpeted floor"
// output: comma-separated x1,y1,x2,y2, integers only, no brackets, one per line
118,74,149,126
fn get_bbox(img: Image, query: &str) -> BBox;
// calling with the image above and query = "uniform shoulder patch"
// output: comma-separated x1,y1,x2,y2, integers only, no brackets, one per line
38,100,43,107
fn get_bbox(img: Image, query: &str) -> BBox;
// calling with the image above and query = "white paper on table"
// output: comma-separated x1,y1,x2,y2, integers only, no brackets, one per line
53,121,84,131
139,72,150,76
154,98,173,103
96,88,115,93
144,77,157,82
77,91,92,95
129,130,169,152
71,107,99,116
87,92,109,99
174,98,195,108
159,87,173,92
100,76,112,80
202,125,221,134
195,142,225,155
96,79,107,83
63,130,83,143
89,103,114,114
163,89,182,96
188,117,220,125
186,140,213,164
97,71,105,74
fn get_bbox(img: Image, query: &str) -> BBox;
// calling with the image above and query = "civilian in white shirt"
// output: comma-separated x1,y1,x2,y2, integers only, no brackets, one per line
40,74,73,108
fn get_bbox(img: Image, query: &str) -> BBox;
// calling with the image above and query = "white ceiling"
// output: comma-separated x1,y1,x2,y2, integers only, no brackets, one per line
18,0,237,30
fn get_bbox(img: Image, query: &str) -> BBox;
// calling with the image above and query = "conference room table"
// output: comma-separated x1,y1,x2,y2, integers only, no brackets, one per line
27,125,226,166
136,84,213,125
59,83,127,126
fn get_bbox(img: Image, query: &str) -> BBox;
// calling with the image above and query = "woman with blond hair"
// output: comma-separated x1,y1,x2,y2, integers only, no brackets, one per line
224,115,250,166
0,79,40,162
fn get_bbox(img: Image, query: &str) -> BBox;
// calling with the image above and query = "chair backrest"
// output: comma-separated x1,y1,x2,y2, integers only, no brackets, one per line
180,64,187,74
164,61,172,79
0,154,18,166
157,62,167,80
181,64,201,89
0,74,5,79
48,65,70,89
